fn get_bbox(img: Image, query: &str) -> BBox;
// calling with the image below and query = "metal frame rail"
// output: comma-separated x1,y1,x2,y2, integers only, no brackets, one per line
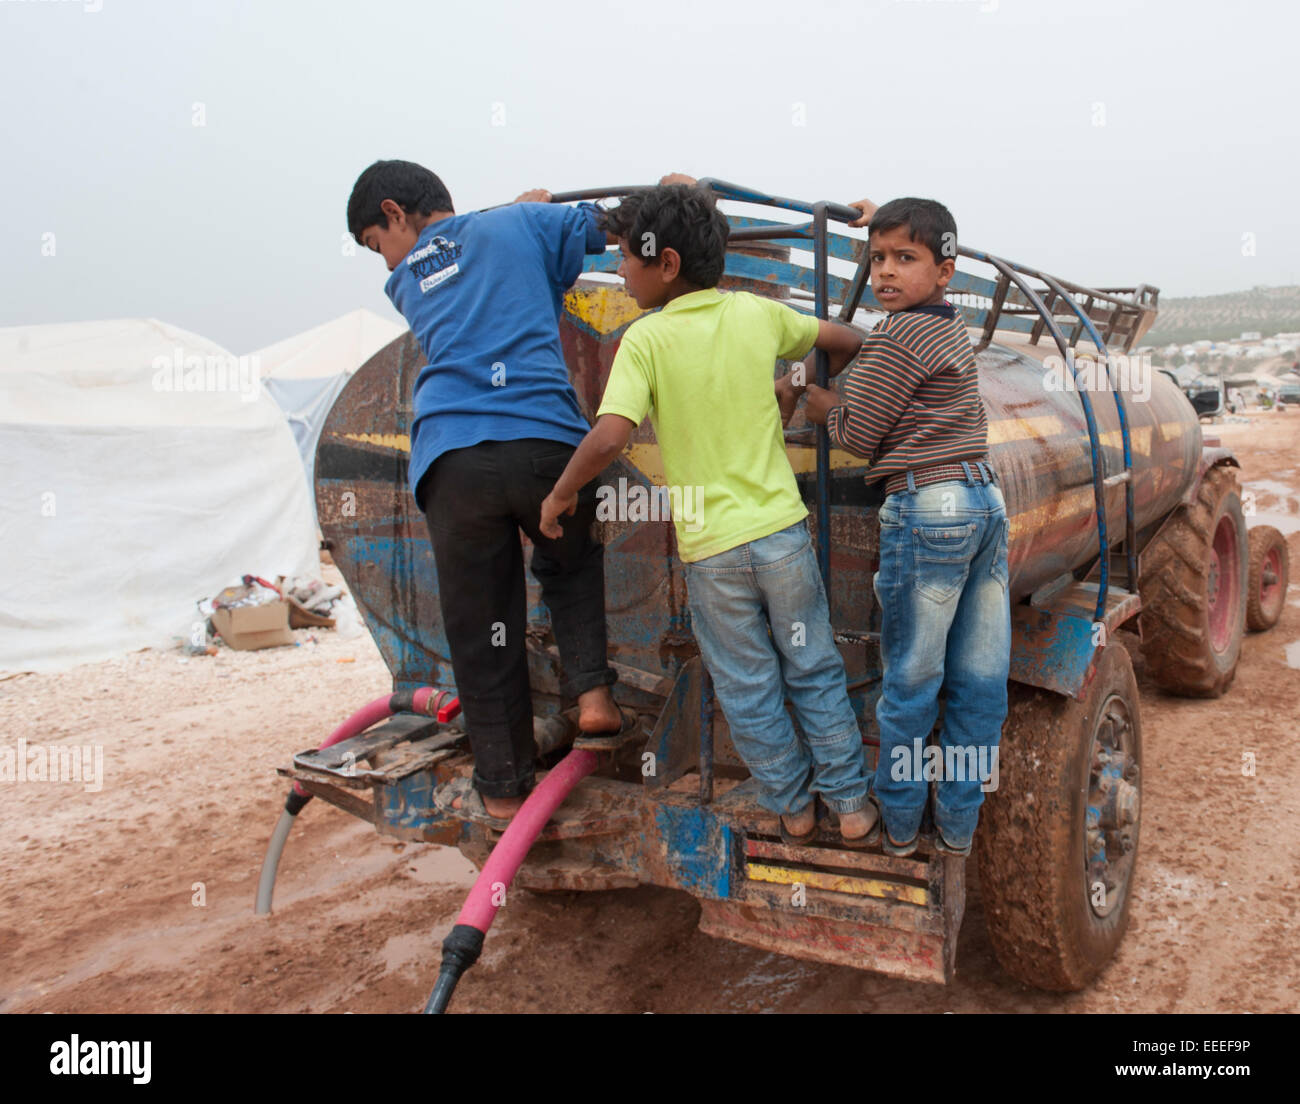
552,180,1151,649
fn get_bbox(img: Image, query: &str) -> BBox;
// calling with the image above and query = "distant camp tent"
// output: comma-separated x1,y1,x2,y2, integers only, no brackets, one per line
0,319,320,674
253,309,407,527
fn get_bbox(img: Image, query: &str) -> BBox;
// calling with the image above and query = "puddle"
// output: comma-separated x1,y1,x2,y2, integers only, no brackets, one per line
404,843,477,887
379,930,431,975
1244,479,1298,500
1285,640,1300,671
719,951,818,1009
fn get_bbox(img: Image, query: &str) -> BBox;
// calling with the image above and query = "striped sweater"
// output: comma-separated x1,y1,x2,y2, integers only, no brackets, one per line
825,302,988,484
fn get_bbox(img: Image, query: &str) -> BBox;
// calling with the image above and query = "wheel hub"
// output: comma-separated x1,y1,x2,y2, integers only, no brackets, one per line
1085,698,1139,920
1208,514,1241,653
1261,549,1281,599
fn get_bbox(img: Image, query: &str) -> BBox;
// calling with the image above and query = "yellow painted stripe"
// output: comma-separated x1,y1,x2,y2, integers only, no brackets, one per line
341,431,411,453
787,446,870,476
1158,420,1186,441
1008,485,1098,543
987,416,1064,445
623,442,867,487
991,418,1185,455
563,287,646,336
1098,426,1152,455
746,861,929,905
623,442,668,485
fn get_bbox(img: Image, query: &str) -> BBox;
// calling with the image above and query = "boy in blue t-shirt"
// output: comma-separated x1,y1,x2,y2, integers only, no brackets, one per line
347,160,624,823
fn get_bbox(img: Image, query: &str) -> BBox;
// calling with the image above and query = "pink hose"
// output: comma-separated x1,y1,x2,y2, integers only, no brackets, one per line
456,748,599,930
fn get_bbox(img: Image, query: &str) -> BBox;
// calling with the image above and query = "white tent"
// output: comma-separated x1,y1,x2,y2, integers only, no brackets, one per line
0,319,320,674
253,309,406,525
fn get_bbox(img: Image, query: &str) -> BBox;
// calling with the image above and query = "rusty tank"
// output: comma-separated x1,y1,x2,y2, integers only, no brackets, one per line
319,275,1196,696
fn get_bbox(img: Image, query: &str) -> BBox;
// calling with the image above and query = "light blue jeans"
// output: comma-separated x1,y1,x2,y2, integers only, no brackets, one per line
684,519,870,817
873,473,1011,847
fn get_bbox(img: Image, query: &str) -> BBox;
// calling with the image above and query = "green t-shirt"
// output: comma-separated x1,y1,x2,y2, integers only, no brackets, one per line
596,288,818,562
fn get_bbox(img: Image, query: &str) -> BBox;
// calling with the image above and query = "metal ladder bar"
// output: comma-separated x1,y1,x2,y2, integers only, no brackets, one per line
554,181,1143,623
1034,274,1139,603
812,201,832,592
965,250,1114,623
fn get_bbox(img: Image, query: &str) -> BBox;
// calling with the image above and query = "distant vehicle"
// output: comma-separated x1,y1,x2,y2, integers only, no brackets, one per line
1183,376,1230,418
1277,381,1300,409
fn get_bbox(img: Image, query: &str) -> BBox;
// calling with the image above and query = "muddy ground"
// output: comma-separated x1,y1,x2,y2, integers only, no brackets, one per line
3,414,1299,1014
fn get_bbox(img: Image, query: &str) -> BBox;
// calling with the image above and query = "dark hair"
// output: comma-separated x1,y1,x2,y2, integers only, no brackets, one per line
868,197,957,263
347,160,453,241
601,184,730,288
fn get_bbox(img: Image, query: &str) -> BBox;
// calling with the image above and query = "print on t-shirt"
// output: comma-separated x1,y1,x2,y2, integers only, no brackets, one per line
407,234,464,293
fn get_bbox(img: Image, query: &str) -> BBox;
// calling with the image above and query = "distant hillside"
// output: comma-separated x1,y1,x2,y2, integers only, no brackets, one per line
1144,285,1300,345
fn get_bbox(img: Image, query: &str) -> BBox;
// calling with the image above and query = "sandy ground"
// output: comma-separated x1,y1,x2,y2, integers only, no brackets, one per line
3,413,1300,1015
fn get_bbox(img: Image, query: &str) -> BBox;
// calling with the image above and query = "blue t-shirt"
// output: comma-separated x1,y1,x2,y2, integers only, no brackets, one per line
384,202,607,504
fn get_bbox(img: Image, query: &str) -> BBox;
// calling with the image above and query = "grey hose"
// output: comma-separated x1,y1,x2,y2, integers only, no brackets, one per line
255,796,308,914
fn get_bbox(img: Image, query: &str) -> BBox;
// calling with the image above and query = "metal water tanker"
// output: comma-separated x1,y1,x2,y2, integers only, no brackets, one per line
261,180,1287,1000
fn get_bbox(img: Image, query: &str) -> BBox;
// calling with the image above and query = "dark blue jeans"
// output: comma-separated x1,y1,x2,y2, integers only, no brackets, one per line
872,472,1011,846
419,438,616,798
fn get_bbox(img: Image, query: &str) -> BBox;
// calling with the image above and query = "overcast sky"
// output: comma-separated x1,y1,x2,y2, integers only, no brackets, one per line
1,0,1295,354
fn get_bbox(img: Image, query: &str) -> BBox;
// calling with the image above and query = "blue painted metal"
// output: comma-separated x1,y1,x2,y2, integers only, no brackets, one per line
379,769,445,834
699,667,715,804
727,215,1005,300
586,247,852,302
1009,604,1100,698
813,200,832,594
653,803,732,899
1007,581,1141,698
694,178,861,225
583,226,1036,335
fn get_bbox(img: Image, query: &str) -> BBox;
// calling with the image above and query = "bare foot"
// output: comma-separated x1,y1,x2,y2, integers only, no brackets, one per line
781,804,816,838
482,794,524,820
577,685,622,734
453,792,524,820
840,804,879,842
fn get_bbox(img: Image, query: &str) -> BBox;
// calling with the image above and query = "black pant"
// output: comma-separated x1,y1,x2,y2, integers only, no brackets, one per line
419,438,616,798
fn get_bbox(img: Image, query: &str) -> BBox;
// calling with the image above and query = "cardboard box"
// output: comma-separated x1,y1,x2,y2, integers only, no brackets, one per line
286,595,336,629
211,599,294,651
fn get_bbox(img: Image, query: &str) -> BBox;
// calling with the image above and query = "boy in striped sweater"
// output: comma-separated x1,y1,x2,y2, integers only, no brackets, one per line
801,197,1011,857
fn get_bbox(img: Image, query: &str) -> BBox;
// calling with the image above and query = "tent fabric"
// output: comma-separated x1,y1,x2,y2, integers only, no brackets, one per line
0,318,321,674
263,373,350,494
252,308,406,524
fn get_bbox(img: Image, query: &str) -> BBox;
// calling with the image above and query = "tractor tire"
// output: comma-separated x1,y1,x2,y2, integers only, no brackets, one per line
1246,525,1289,632
975,640,1141,991
1137,464,1247,697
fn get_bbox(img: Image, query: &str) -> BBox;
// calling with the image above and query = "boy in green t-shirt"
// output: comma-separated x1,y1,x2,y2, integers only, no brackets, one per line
539,184,876,846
